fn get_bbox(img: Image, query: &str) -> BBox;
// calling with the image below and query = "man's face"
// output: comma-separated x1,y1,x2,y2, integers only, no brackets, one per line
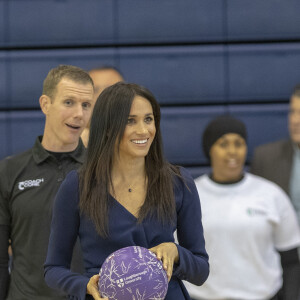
89,69,123,100
289,95,300,146
41,78,94,151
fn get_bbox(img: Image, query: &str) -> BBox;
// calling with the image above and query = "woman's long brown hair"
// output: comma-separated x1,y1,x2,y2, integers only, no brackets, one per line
79,82,180,238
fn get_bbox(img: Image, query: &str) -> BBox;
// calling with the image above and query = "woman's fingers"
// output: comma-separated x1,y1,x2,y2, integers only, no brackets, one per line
149,242,179,281
165,256,173,280
87,275,108,299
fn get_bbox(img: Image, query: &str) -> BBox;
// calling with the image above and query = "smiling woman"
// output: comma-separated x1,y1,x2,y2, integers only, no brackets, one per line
118,95,156,161
44,82,209,300
185,115,300,300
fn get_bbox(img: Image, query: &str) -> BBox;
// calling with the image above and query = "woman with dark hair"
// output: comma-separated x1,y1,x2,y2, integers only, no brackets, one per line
185,115,300,300
44,82,209,299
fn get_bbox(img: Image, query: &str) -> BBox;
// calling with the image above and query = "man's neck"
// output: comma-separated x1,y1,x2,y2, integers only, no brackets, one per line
41,137,79,153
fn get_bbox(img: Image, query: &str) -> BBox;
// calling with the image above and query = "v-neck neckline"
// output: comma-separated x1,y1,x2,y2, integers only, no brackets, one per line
110,194,139,220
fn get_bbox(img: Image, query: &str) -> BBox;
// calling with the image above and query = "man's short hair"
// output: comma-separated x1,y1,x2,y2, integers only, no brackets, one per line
88,65,124,79
292,83,300,98
43,65,94,98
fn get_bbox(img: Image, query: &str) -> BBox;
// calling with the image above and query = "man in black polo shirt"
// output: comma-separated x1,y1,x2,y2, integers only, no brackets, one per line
0,65,94,299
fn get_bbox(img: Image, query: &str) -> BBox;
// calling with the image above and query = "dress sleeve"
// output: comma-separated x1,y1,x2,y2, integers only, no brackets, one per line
173,167,209,286
44,171,89,300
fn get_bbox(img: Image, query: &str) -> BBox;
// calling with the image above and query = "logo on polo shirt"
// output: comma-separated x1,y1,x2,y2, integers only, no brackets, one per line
18,178,44,190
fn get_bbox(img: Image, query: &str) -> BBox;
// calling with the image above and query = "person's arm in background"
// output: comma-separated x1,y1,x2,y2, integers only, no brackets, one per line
44,171,90,299
279,248,300,300
0,225,10,300
274,184,300,300
173,167,209,286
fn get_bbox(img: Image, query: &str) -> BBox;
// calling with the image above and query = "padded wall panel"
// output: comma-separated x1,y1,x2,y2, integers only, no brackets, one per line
160,106,226,165
186,166,212,179
5,0,114,47
227,0,300,41
228,103,289,161
228,43,300,102
0,52,8,108
120,46,226,105
117,0,224,44
0,1,5,45
9,111,45,156
160,104,289,166
7,48,118,108
0,113,8,160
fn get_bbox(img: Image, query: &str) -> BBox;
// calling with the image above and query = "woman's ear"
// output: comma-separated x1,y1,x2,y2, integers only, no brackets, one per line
39,95,51,115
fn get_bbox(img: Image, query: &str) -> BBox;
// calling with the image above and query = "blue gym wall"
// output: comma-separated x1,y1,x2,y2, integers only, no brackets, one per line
1,0,300,177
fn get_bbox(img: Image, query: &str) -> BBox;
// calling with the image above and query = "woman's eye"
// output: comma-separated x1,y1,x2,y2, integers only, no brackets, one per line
127,118,135,124
235,140,245,148
219,142,227,148
145,116,153,123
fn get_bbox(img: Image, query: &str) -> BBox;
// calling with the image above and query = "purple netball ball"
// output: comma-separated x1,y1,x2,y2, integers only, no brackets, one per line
98,246,168,300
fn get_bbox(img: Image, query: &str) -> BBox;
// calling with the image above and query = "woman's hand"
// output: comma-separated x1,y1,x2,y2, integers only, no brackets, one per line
149,242,179,282
86,275,108,300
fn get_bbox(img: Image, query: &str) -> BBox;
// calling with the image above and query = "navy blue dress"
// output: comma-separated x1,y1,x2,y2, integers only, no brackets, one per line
44,167,209,299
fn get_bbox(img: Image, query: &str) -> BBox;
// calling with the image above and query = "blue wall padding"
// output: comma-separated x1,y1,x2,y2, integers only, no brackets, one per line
0,52,7,109
0,112,8,159
228,44,300,102
119,46,226,105
160,104,289,165
186,166,212,180
227,0,300,41
0,1,5,46
1,0,300,47
5,0,115,47
7,111,45,157
116,0,225,44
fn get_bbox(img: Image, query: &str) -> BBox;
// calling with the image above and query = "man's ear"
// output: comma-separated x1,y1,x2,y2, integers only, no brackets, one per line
39,95,51,115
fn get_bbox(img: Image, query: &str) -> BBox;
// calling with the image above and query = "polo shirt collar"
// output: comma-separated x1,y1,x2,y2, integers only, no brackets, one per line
68,139,85,163
32,136,86,164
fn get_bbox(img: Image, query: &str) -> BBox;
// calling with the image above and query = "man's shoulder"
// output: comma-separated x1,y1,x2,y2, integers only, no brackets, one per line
0,148,34,198
247,173,286,193
0,148,33,171
254,138,291,155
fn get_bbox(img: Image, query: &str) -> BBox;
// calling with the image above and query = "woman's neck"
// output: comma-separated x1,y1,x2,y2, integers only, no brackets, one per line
112,157,146,182
111,157,147,202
